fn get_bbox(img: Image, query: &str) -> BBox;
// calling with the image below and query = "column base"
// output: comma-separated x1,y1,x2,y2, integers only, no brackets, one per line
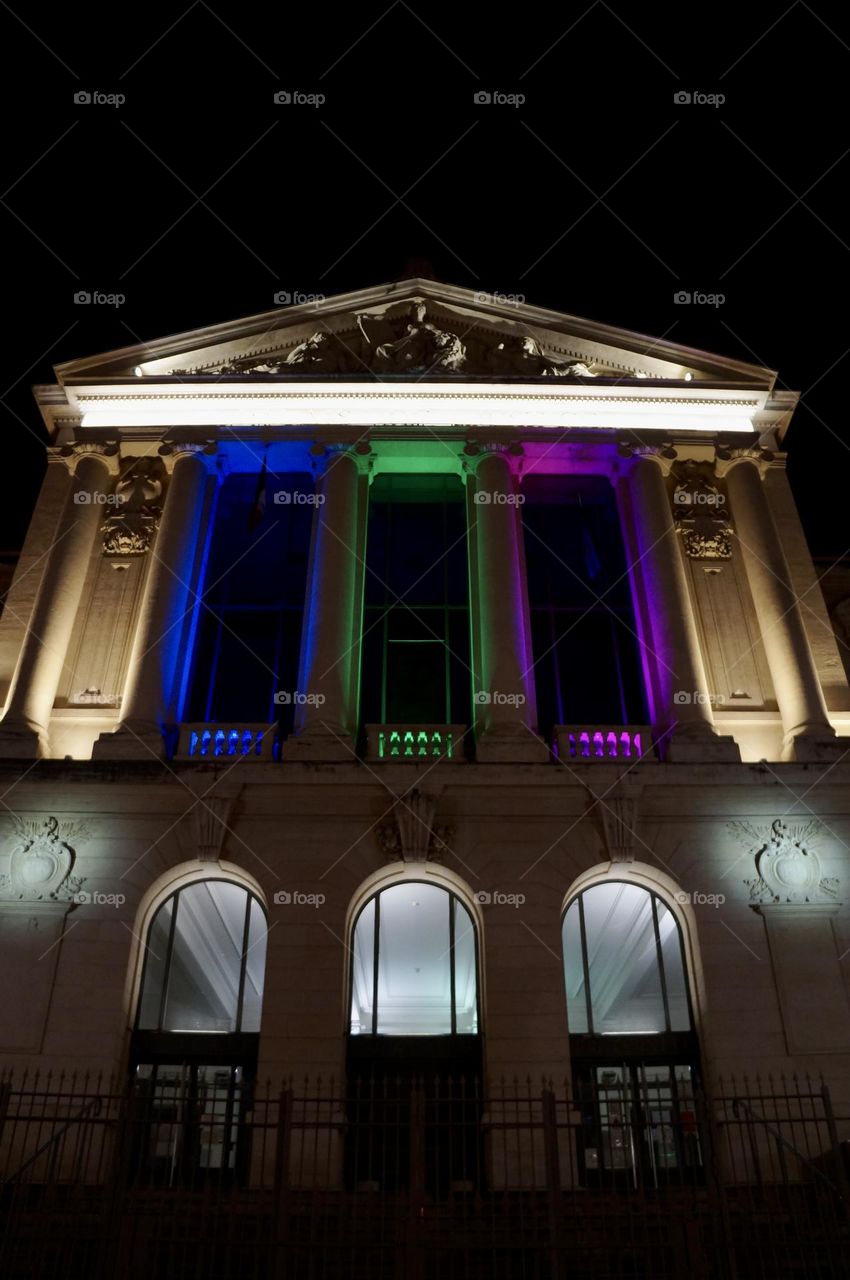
782,731,849,763
475,726,550,763
0,719,47,760
284,727,357,762
665,723,741,763
92,722,168,761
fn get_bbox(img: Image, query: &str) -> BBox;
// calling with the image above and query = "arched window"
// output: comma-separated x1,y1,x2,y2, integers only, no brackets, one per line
349,882,479,1036
136,880,268,1035
562,881,701,1189
562,881,692,1036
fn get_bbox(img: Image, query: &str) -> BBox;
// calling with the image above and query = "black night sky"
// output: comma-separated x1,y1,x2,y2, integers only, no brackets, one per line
1,2,848,560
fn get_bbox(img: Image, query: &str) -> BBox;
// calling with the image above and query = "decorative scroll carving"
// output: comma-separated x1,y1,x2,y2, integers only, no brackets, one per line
101,463,163,556
730,818,840,905
673,470,733,560
60,442,121,475
376,789,453,864
0,816,89,903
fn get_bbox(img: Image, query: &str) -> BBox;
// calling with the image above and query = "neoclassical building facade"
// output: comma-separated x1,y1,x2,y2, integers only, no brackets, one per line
1,281,849,1214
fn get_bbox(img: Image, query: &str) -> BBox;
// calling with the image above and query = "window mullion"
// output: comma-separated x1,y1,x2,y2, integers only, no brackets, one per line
449,895,457,1035
578,895,593,1035
234,894,253,1033
158,895,180,1033
651,894,673,1034
372,892,380,1035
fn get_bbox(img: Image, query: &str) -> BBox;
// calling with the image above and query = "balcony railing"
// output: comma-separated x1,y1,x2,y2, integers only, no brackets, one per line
554,724,653,762
175,723,276,761
365,724,465,762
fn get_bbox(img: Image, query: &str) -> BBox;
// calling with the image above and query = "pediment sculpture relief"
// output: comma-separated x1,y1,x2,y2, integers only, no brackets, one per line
170,300,603,380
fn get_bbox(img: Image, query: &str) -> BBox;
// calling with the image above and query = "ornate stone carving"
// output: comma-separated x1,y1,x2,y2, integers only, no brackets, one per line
376,789,454,864
593,783,642,863
101,463,163,556
714,445,776,478
60,442,121,475
177,782,241,864
167,300,606,380
730,818,840,905
672,469,733,559
358,301,466,372
0,816,89,903
616,441,678,476
487,334,597,379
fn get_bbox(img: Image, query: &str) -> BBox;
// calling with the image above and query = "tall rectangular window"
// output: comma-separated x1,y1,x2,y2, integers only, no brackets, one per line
185,471,313,733
360,474,471,728
521,475,647,735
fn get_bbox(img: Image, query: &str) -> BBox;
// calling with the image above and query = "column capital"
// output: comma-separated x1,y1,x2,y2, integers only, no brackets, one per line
614,440,678,478
461,441,523,478
309,442,375,480
714,445,775,479
59,442,121,476
157,441,216,474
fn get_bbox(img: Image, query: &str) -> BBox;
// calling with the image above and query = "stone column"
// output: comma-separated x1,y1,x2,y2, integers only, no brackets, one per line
287,445,372,760
465,445,547,762
720,451,837,760
615,446,738,761
93,445,212,760
0,444,119,758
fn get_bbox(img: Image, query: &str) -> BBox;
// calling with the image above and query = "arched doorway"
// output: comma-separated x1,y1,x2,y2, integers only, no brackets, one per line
562,878,703,1188
128,878,268,1184
345,875,482,1191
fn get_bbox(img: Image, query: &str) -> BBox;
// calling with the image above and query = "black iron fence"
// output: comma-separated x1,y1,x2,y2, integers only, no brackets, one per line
0,1070,848,1278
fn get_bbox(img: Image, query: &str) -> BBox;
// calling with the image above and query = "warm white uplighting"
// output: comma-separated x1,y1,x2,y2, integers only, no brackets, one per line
133,366,144,377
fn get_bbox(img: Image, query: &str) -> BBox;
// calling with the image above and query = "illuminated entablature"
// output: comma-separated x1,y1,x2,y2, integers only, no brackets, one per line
35,279,788,446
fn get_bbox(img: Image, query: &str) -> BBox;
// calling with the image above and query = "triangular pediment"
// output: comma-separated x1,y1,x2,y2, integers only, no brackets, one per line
52,279,776,389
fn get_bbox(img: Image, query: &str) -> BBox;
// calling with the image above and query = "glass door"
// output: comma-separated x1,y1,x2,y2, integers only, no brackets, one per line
577,1061,702,1189
129,1062,246,1187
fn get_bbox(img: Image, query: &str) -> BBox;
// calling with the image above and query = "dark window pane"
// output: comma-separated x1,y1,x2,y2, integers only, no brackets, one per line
186,470,312,725
522,475,647,734
361,473,470,728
